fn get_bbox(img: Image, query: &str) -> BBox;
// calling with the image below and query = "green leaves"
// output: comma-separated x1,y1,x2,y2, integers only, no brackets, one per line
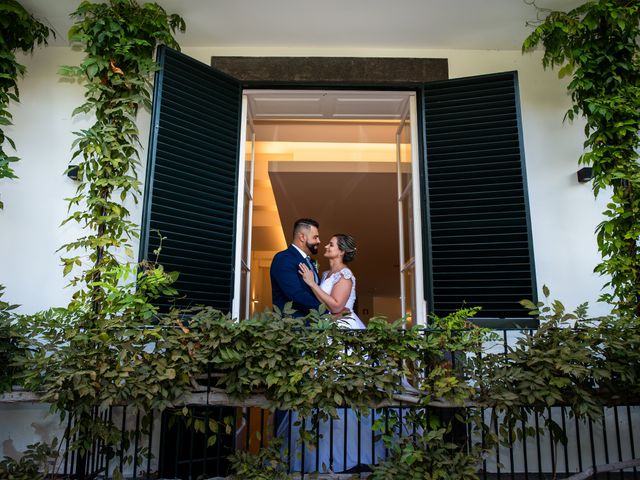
228,437,290,479
371,425,478,480
59,0,186,326
7,288,640,478
0,0,53,207
156,306,487,419
0,440,57,480
523,0,640,317
478,288,640,445
0,284,24,393
3,3,189,476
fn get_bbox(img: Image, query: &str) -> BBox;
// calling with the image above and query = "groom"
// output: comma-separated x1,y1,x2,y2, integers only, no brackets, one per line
270,218,322,317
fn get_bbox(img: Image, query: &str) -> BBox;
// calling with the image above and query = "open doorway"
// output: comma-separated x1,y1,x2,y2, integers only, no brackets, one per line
233,90,425,325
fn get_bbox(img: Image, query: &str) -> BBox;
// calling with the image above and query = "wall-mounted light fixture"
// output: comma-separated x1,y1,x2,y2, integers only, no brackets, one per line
577,167,593,183
66,164,80,181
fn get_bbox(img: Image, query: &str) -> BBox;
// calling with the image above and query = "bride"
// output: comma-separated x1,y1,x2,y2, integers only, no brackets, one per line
298,233,364,329
278,234,384,473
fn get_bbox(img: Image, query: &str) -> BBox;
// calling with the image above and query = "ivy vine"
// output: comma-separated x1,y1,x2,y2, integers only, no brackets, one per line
0,0,52,209
57,0,185,326
523,0,640,317
5,0,187,476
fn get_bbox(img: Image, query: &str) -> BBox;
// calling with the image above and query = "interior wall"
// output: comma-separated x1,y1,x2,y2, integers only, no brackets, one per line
0,45,608,318
373,296,402,321
250,135,402,321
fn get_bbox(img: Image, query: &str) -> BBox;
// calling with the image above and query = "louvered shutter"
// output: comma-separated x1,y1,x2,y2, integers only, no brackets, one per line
422,71,536,319
140,46,242,311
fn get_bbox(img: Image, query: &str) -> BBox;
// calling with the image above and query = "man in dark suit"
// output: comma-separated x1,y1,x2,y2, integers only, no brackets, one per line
270,218,322,316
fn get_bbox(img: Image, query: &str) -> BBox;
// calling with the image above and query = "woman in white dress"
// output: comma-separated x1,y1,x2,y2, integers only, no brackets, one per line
298,233,364,330
279,234,384,473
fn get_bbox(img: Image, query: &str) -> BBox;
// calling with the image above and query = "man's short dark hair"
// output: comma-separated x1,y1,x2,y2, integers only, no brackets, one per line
293,218,319,237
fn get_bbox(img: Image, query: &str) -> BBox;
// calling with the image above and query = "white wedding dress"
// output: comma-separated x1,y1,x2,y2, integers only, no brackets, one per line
278,267,385,473
319,268,365,330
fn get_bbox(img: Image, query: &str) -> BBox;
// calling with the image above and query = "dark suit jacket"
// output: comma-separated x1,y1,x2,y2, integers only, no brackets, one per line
270,245,321,316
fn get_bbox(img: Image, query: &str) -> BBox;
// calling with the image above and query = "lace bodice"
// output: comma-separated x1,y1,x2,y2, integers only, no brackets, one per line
319,268,364,329
320,267,355,310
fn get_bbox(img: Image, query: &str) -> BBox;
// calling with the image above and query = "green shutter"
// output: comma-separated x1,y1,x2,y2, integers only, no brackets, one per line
140,46,242,311
422,71,536,319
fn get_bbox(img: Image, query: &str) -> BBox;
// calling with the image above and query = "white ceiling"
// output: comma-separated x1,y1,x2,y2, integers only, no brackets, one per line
247,90,411,121
22,0,583,51
253,120,400,143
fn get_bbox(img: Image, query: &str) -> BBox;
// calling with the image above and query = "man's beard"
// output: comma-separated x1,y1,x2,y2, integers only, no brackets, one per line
306,241,318,255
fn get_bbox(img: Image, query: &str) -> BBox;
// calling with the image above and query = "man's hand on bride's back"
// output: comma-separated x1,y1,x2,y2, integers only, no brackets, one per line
331,309,351,321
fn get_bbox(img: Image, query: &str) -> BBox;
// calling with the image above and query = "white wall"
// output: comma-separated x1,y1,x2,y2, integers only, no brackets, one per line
0,46,151,313
0,44,609,319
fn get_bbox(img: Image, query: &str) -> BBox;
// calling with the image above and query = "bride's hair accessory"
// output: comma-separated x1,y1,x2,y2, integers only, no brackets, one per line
333,233,357,263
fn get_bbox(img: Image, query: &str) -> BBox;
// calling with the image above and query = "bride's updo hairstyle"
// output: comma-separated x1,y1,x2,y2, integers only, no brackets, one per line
334,234,357,263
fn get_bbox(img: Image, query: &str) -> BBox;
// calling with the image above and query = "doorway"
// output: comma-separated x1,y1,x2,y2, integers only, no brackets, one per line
232,90,426,325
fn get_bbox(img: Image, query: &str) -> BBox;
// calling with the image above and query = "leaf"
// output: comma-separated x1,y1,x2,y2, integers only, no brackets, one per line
558,62,574,79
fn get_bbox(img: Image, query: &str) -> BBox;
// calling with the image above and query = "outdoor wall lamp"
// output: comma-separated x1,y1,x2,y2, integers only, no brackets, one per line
66,164,80,181
577,167,593,183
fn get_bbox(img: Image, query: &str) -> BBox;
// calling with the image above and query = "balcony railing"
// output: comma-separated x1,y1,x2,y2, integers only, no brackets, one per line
2,326,639,479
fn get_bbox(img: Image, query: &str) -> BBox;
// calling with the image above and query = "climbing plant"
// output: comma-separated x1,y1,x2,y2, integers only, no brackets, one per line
7,0,187,476
0,0,52,209
9,292,640,478
523,0,640,317
0,284,25,393
58,0,185,325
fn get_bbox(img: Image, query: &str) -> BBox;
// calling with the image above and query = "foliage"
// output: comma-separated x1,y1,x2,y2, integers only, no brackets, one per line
57,0,184,327
173,305,485,419
371,426,478,480
0,440,58,480
216,290,640,477
523,0,640,316
8,293,640,477
228,438,291,480
0,284,26,393
13,263,189,474
475,286,640,473
0,0,52,209
182,306,486,478
478,288,600,421
10,304,486,477
6,0,186,476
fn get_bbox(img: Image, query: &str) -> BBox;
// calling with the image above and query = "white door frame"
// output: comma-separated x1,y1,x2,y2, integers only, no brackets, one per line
396,94,427,326
231,95,250,320
232,90,426,324
409,95,427,325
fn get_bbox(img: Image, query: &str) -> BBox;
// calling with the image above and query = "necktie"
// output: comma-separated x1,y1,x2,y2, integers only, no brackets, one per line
305,256,319,283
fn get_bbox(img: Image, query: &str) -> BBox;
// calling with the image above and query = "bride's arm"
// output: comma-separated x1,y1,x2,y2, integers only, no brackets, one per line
298,263,352,314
